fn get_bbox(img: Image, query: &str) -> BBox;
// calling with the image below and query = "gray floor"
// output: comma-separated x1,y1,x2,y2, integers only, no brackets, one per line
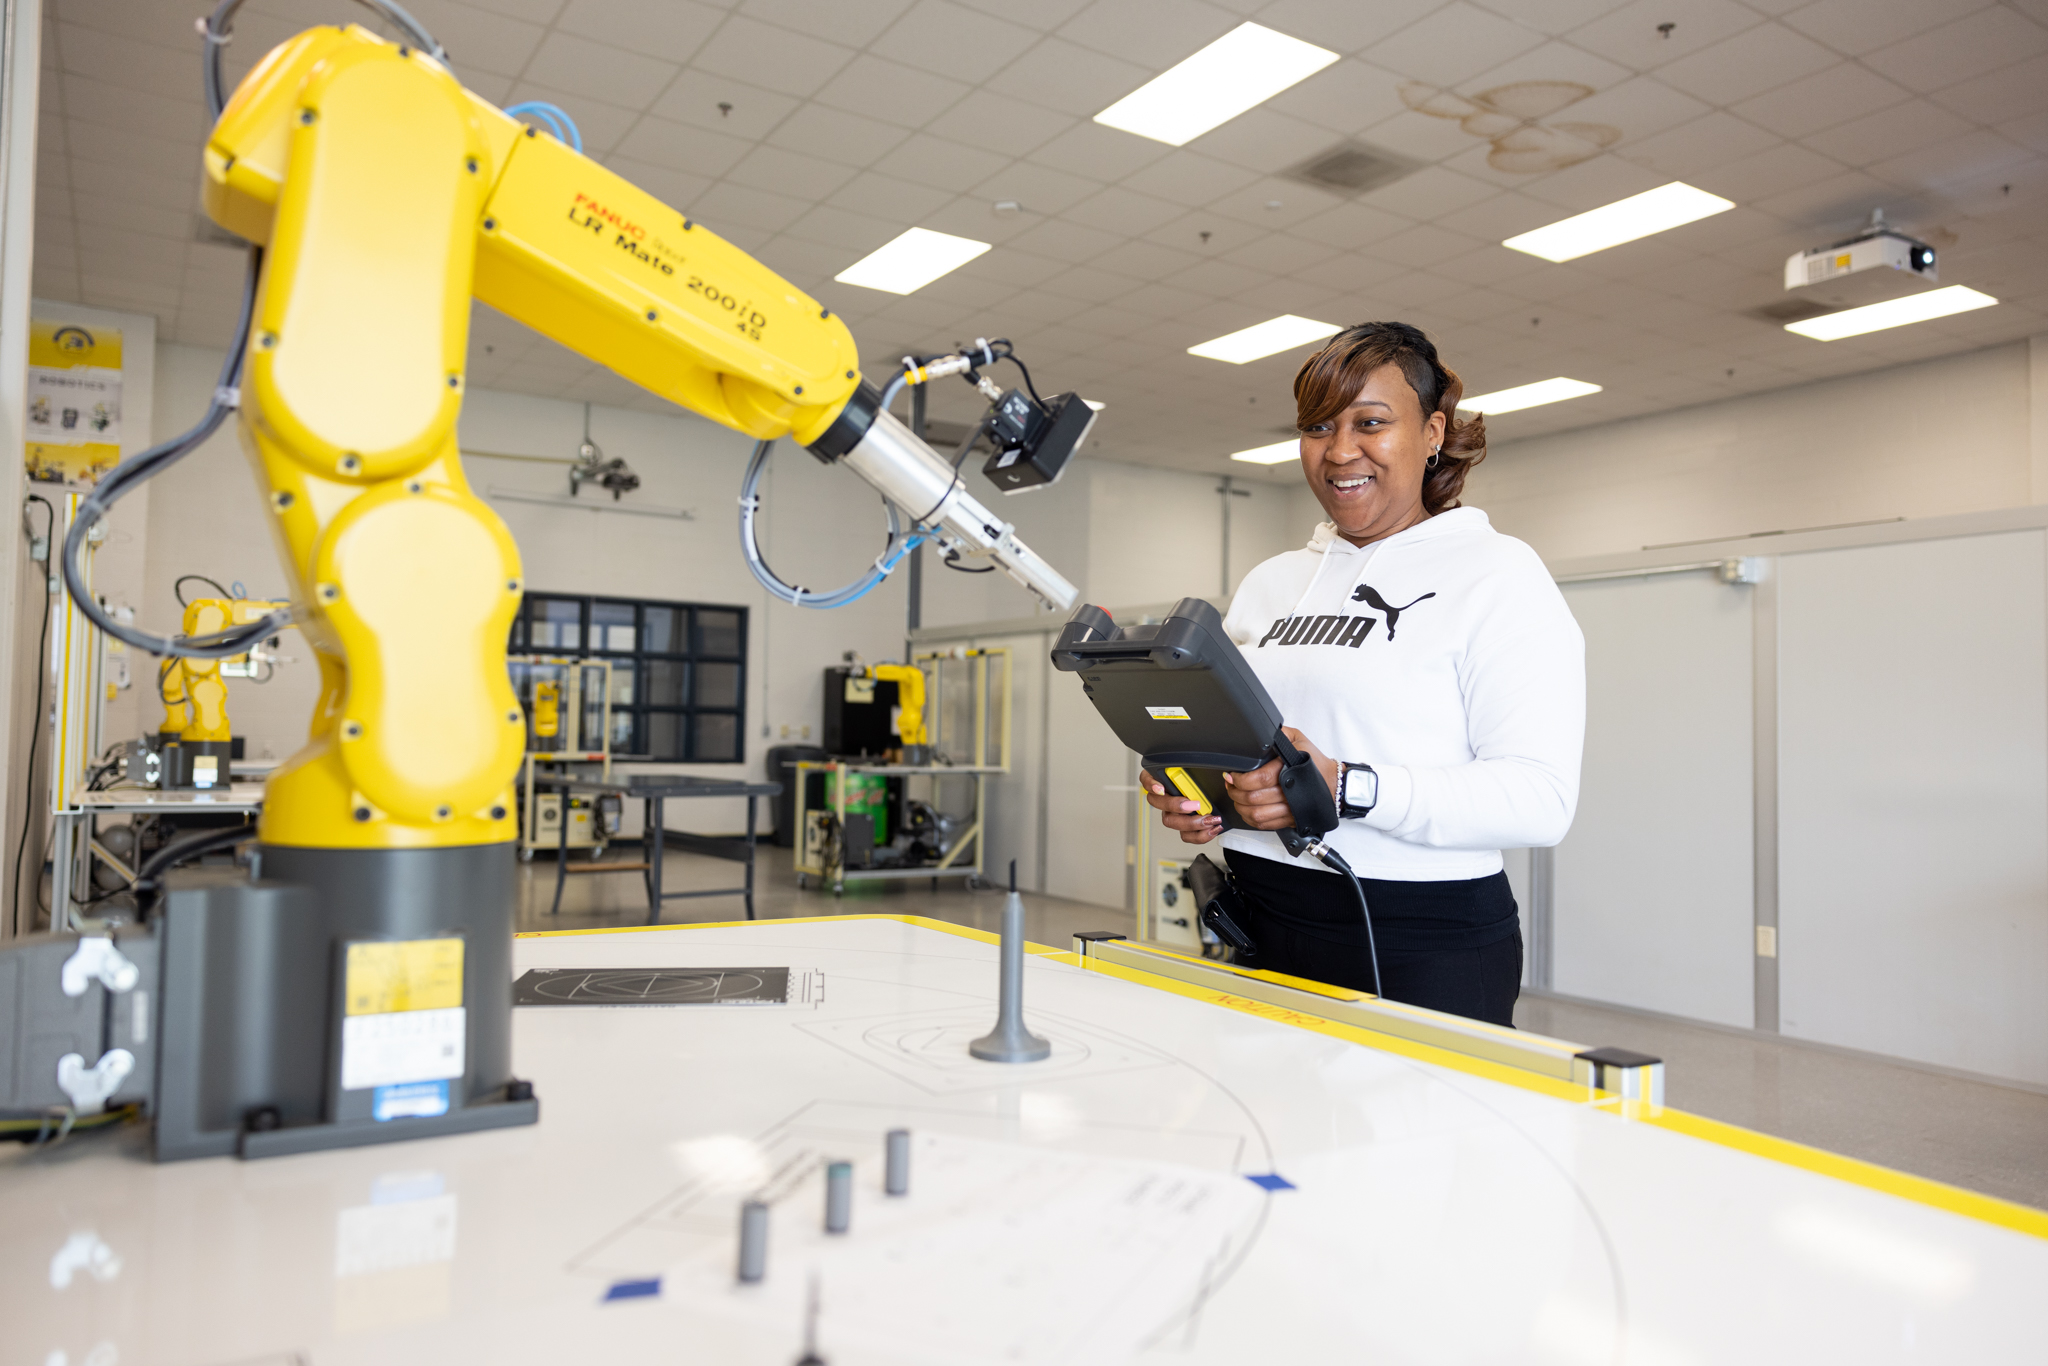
528,842,2048,1213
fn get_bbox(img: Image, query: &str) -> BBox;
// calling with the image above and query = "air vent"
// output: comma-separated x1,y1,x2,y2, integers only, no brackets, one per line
1279,141,1421,196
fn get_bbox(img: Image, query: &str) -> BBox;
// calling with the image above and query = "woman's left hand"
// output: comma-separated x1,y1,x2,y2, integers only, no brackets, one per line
1224,726,1339,831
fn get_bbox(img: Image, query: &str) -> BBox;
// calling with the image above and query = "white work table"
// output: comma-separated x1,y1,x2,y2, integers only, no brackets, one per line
3,915,2043,1365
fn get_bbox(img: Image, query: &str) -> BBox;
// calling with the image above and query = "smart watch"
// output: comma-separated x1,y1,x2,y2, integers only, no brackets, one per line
1338,762,1378,819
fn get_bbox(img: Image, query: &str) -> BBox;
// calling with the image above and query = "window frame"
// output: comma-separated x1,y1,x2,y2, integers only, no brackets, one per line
511,593,747,764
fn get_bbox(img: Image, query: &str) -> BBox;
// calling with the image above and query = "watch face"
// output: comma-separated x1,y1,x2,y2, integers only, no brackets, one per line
1345,767,1375,809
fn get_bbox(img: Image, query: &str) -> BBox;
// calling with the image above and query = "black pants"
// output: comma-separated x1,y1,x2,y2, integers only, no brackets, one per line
1224,850,1523,1028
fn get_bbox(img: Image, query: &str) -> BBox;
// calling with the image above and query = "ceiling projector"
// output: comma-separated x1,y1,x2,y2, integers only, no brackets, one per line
1784,210,1937,309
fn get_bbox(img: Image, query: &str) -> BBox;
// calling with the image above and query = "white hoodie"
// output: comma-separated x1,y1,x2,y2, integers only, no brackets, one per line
1220,506,1585,882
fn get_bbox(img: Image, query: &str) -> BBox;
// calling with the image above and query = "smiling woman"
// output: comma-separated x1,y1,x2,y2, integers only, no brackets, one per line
1144,322,1586,1026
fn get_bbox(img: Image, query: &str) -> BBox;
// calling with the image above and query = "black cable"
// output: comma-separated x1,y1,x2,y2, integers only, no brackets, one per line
12,496,53,933
174,574,231,607
1315,846,1382,999
911,415,992,529
1000,352,1045,407
132,823,255,918
941,551,994,574
202,0,448,122
58,246,284,661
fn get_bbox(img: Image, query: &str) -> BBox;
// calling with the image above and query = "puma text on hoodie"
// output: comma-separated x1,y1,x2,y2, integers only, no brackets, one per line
1220,507,1586,882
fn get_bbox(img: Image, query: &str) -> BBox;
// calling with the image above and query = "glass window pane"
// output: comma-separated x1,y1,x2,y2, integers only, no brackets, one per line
607,662,636,706
643,605,680,655
532,598,582,652
647,711,687,761
696,661,741,709
647,660,689,708
698,609,742,658
608,708,637,753
592,601,636,653
694,712,739,763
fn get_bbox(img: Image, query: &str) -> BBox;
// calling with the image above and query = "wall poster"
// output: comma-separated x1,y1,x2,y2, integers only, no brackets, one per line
25,318,123,485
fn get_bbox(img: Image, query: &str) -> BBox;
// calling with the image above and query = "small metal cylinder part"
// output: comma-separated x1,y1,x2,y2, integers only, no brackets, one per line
737,1199,768,1282
885,1129,910,1196
824,1161,853,1234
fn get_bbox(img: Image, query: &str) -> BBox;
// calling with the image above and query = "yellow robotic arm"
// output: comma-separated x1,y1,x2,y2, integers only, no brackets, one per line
188,22,1073,855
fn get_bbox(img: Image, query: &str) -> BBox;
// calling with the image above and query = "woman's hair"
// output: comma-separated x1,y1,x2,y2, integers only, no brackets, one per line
1292,321,1486,515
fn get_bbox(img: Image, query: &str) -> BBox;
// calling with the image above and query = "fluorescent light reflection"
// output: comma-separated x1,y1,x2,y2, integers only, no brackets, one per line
1231,439,1299,465
835,227,990,295
1785,285,1998,340
1095,23,1338,147
1190,315,1339,364
1459,377,1602,414
1503,183,1734,262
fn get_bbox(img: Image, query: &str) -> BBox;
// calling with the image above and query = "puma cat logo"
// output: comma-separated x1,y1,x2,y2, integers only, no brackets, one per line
1350,585,1435,639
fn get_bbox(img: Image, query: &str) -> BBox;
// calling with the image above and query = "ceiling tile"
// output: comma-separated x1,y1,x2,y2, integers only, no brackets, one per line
1223,231,1344,275
873,0,1042,84
1350,108,1479,162
1249,0,1447,55
53,0,210,47
973,160,1100,215
688,180,812,235
1779,0,1991,57
1657,24,1840,106
1729,61,1911,139
1927,52,2048,126
1064,185,1188,236
1113,279,1214,315
1469,0,1631,38
1433,189,1571,240
599,155,712,210
1556,76,1713,150
1376,222,1487,266
613,113,752,178
52,22,198,102
963,248,1073,289
870,134,1014,193
736,0,914,47
1692,140,1845,202
1171,258,1277,297
501,81,642,152
416,0,550,74
1192,105,1361,173
724,143,860,200
766,103,912,166
917,195,1042,244
824,170,963,225
1747,168,1900,226
1261,58,1412,135
1364,3,1548,87
1029,120,1174,181
648,73,801,141
1361,164,1501,217
983,36,1151,118
815,54,973,129
1800,99,1976,168
1005,216,1126,263
1621,110,1782,175
2001,110,2048,155
952,0,1094,31
1291,200,1418,249
690,16,856,99
1056,0,1245,70
924,89,1075,157
782,203,905,253
523,31,680,109
1119,150,1263,207
1201,176,1346,230
1861,7,2048,94
54,74,205,145
1456,37,1635,95
1865,130,2035,193
1090,240,1209,282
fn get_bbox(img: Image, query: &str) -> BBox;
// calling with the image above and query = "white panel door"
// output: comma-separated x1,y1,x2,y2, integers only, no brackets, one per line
1777,532,2048,1084
1553,573,1755,1027
974,633,1047,894
1044,649,1131,911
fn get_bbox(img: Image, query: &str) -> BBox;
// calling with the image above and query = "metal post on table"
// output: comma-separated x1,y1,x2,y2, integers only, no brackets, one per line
550,781,570,915
647,793,665,926
744,795,758,920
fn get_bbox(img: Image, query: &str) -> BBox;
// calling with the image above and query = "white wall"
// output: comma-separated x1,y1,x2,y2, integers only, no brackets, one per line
1468,341,2035,565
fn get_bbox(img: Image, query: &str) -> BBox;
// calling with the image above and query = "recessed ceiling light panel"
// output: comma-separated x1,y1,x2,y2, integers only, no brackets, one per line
1784,285,1997,340
834,227,991,295
1459,377,1602,414
1231,439,1300,465
1189,315,1340,364
1503,183,1734,262
1095,23,1338,147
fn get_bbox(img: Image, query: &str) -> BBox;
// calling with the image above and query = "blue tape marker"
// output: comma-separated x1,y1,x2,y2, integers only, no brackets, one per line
1245,1172,1295,1191
604,1278,661,1302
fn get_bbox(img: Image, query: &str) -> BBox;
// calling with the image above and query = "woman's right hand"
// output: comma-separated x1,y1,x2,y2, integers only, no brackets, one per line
1142,772,1226,845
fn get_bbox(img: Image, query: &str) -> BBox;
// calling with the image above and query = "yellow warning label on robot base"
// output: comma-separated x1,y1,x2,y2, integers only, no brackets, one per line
346,938,465,1016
